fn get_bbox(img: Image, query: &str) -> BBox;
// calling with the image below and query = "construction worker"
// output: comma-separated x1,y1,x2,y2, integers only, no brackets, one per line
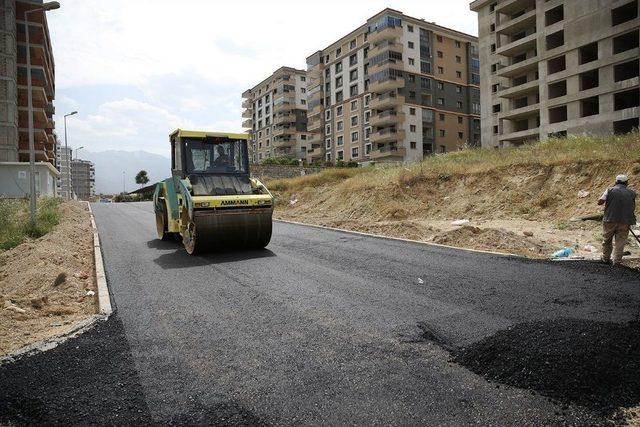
598,174,636,265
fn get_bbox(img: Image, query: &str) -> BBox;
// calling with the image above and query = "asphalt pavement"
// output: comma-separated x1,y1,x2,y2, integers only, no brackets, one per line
2,201,639,426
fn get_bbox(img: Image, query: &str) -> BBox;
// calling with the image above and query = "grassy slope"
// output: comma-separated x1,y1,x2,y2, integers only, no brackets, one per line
0,198,61,251
269,134,640,229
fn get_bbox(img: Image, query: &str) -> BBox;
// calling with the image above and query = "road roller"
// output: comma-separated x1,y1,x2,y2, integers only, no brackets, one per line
153,129,273,254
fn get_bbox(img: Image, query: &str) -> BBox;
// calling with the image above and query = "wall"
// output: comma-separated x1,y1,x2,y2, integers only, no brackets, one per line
250,164,327,181
0,161,59,197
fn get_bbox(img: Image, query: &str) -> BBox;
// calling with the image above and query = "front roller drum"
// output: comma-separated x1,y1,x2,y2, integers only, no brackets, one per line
182,208,273,255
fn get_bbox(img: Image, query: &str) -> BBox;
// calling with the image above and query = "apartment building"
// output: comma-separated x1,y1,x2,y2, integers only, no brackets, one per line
55,144,71,197
470,0,640,148
242,67,309,163
305,8,480,164
70,159,95,200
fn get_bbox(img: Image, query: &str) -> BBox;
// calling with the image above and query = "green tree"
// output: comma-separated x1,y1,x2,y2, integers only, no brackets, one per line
135,170,150,187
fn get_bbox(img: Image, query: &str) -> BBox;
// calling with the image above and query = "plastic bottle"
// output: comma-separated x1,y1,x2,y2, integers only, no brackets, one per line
552,247,573,258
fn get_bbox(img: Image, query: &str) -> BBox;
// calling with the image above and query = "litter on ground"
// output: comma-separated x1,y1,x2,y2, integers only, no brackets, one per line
451,219,469,226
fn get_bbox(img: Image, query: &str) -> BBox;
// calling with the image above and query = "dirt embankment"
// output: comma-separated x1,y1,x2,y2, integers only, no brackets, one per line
0,202,97,355
274,161,640,262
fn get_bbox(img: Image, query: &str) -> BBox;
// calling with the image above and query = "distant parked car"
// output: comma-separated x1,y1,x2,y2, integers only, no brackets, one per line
99,198,112,203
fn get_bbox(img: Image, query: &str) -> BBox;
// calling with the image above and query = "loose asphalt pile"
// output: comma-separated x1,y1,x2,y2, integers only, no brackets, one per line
453,318,640,416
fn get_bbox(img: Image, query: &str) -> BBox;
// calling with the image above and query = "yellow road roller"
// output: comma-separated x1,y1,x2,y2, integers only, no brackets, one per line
153,129,273,254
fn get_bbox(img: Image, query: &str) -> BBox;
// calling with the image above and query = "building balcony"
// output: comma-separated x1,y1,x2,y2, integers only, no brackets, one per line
370,76,404,93
496,8,536,36
308,86,323,101
496,55,539,78
242,89,252,99
242,109,253,118
370,128,405,144
307,119,322,132
307,64,322,81
495,0,535,15
369,40,404,58
368,25,402,44
369,145,406,160
242,99,252,109
307,146,324,159
242,118,253,129
368,58,404,75
495,32,537,57
499,102,540,120
370,92,404,110
272,136,296,148
272,126,296,137
498,79,539,99
307,133,323,145
273,113,296,125
498,126,540,143
370,110,405,128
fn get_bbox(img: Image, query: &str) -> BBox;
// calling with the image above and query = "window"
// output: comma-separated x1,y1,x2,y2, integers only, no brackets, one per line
351,115,358,126
409,91,416,100
614,59,640,82
350,54,358,66
580,96,599,117
337,136,344,146
613,30,639,54
421,77,431,89
614,117,640,134
336,105,343,116
350,84,358,96
612,1,638,26
458,132,464,140
351,100,358,110
437,97,444,105
438,66,444,74
335,62,343,73
407,74,415,83
365,110,370,123
265,106,270,114
352,147,359,158
456,101,463,109
493,125,499,134
336,90,343,103
455,41,461,48
350,39,356,49
437,82,444,90
545,5,564,26
547,56,566,74
301,88,306,93
410,124,416,132
457,116,463,124
408,24,414,32
408,41,414,49
456,55,461,63
337,150,344,160
326,153,332,162
351,131,359,142
336,47,342,57
409,107,416,116
326,138,331,148
350,69,358,81
456,71,462,78
326,124,331,134
301,76,306,82
409,58,415,66
439,129,446,137
364,95,370,106
301,99,306,105
456,85,462,93
578,42,598,64
614,89,640,111
365,127,371,139
580,69,599,90
365,143,372,154
266,139,270,147
549,105,567,123
337,121,344,131
493,104,501,113
490,23,495,32
437,51,443,58
436,35,443,42
325,110,332,120
336,76,343,87
491,43,496,53
548,80,567,98
439,113,445,121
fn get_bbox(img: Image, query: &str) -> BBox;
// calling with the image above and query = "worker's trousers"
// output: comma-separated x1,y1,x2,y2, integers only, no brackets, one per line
602,222,630,264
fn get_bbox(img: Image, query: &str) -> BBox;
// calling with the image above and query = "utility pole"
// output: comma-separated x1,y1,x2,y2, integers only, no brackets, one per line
26,1,60,224
63,111,78,199
122,171,125,194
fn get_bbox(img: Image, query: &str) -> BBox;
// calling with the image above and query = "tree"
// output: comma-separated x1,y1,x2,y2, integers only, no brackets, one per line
135,170,149,187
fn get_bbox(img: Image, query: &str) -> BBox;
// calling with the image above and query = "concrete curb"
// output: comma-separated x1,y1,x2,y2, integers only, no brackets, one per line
87,202,112,315
274,218,521,258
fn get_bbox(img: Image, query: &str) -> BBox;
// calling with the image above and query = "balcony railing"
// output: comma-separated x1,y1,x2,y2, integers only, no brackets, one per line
370,92,404,110
369,145,406,160
370,128,406,144
370,76,404,93
368,25,402,44
370,110,404,128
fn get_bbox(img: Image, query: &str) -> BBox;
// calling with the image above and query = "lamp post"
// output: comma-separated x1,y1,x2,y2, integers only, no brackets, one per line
63,111,77,198
26,1,60,224
74,146,84,160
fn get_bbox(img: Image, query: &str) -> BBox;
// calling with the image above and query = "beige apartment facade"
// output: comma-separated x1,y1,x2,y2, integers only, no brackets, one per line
305,8,481,164
470,0,640,148
242,67,309,163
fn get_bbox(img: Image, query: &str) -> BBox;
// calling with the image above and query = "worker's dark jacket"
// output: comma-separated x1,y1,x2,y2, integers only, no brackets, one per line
604,184,636,225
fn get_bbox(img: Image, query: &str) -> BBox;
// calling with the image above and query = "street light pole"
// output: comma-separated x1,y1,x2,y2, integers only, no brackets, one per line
63,110,78,199
25,1,60,224
74,146,84,160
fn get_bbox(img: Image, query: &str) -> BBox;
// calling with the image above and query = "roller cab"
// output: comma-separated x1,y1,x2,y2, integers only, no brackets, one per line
154,129,273,254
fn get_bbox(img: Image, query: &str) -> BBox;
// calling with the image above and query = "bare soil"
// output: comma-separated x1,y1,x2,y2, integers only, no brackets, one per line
0,201,97,356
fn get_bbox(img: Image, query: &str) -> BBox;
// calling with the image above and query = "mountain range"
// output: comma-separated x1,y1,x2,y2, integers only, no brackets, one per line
80,150,171,195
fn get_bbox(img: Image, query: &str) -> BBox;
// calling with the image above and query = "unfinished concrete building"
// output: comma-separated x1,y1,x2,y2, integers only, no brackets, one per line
242,67,309,163
470,0,640,147
70,158,95,200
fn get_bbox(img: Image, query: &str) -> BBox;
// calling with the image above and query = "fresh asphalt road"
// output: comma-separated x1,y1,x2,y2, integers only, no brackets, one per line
8,201,639,426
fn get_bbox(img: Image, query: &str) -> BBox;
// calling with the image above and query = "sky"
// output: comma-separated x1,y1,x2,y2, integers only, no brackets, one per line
48,0,478,157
